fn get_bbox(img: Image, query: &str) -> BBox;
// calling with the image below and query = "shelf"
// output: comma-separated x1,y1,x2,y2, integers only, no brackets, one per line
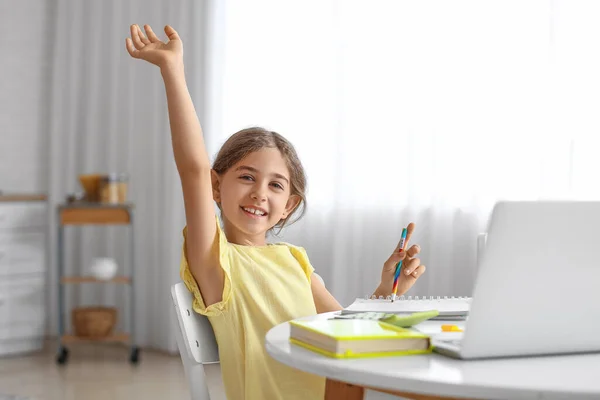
59,202,134,209
59,204,133,225
61,333,130,344
61,276,131,284
0,194,47,202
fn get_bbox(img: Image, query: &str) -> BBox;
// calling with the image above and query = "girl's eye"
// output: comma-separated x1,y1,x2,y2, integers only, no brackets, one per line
239,175,254,181
271,182,284,190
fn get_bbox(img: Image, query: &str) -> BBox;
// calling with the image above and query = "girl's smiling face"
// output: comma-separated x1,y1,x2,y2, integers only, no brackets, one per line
212,148,300,246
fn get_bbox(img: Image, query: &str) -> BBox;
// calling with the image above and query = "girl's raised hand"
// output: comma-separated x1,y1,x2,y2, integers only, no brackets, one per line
125,24,183,70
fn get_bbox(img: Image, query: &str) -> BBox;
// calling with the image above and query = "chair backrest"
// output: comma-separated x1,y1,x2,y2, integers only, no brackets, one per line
171,283,223,400
172,283,219,364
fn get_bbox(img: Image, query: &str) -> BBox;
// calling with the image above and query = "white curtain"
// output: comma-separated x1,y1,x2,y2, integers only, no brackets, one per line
46,0,210,352
209,0,600,307
44,0,600,353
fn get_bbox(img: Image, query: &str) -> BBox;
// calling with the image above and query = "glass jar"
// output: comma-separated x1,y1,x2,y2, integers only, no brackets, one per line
99,173,128,204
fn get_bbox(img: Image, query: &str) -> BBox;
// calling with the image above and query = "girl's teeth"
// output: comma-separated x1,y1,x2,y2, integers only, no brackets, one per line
244,208,265,215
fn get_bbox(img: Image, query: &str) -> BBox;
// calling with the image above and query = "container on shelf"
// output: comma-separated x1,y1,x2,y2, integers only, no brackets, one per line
78,174,104,202
99,173,128,204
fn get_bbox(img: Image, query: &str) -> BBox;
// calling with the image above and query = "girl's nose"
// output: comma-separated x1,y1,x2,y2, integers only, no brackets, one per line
250,186,267,202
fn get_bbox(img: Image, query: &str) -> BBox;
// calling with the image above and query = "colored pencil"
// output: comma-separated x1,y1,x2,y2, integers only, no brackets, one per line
391,227,408,302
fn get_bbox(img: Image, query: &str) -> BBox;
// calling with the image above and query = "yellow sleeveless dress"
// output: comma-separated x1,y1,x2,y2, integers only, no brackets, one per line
180,217,325,400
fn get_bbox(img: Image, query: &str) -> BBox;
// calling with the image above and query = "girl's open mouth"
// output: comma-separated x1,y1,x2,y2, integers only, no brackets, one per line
241,206,268,218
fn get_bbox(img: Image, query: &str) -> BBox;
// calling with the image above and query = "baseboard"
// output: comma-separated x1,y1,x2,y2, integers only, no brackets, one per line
0,337,44,357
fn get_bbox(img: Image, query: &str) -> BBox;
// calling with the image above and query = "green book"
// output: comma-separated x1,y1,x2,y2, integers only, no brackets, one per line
334,310,440,327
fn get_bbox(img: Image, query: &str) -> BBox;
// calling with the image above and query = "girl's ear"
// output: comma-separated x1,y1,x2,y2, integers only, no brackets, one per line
211,170,221,203
282,194,301,219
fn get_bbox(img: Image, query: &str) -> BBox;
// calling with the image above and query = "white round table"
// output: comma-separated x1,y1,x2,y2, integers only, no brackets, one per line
265,313,600,400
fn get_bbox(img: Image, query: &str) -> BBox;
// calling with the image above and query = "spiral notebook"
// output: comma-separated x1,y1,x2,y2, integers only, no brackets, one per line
343,296,471,319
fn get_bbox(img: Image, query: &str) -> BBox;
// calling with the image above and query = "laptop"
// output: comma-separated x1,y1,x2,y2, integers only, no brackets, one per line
433,201,600,359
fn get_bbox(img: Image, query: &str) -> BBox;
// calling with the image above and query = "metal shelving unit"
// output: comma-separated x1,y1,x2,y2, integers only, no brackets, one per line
55,202,139,364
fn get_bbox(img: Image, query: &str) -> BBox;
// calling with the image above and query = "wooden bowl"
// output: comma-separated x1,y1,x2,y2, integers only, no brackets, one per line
78,174,105,202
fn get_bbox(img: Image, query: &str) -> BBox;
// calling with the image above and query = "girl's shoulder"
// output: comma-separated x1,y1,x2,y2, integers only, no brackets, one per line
268,240,297,248
272,241,312,264
229,240,315,280
268,240,307,255
227,237,310,263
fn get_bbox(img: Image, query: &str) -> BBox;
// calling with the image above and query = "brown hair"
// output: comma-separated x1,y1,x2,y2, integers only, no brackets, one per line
212,127,307,232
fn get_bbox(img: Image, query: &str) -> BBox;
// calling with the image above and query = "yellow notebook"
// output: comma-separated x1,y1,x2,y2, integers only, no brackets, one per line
289,318,432,359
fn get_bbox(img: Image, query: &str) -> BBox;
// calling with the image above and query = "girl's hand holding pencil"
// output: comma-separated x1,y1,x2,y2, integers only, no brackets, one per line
373,222,426,300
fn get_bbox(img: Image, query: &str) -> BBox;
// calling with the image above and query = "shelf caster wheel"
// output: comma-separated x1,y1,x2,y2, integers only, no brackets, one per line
129,347,140,364
56,347,69,365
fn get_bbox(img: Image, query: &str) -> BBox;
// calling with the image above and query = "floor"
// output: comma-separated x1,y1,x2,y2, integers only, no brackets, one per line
0,342,190,400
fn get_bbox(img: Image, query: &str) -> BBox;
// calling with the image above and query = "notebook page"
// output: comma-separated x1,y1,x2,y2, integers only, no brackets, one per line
343,297,471,315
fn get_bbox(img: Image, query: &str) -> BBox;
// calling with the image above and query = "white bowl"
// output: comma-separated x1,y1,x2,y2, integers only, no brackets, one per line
90,257,118,280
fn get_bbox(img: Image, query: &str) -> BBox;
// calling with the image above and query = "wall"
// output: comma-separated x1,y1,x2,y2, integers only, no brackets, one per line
0,0,52,194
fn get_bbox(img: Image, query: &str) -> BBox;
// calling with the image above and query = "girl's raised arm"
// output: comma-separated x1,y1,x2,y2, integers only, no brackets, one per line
126,24,223,305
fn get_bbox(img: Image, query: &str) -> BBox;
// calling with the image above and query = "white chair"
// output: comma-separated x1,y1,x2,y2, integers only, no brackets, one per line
171,274,325,400
171,283,226,400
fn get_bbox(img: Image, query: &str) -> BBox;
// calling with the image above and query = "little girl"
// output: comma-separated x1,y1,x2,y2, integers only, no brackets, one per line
126,24,426,400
